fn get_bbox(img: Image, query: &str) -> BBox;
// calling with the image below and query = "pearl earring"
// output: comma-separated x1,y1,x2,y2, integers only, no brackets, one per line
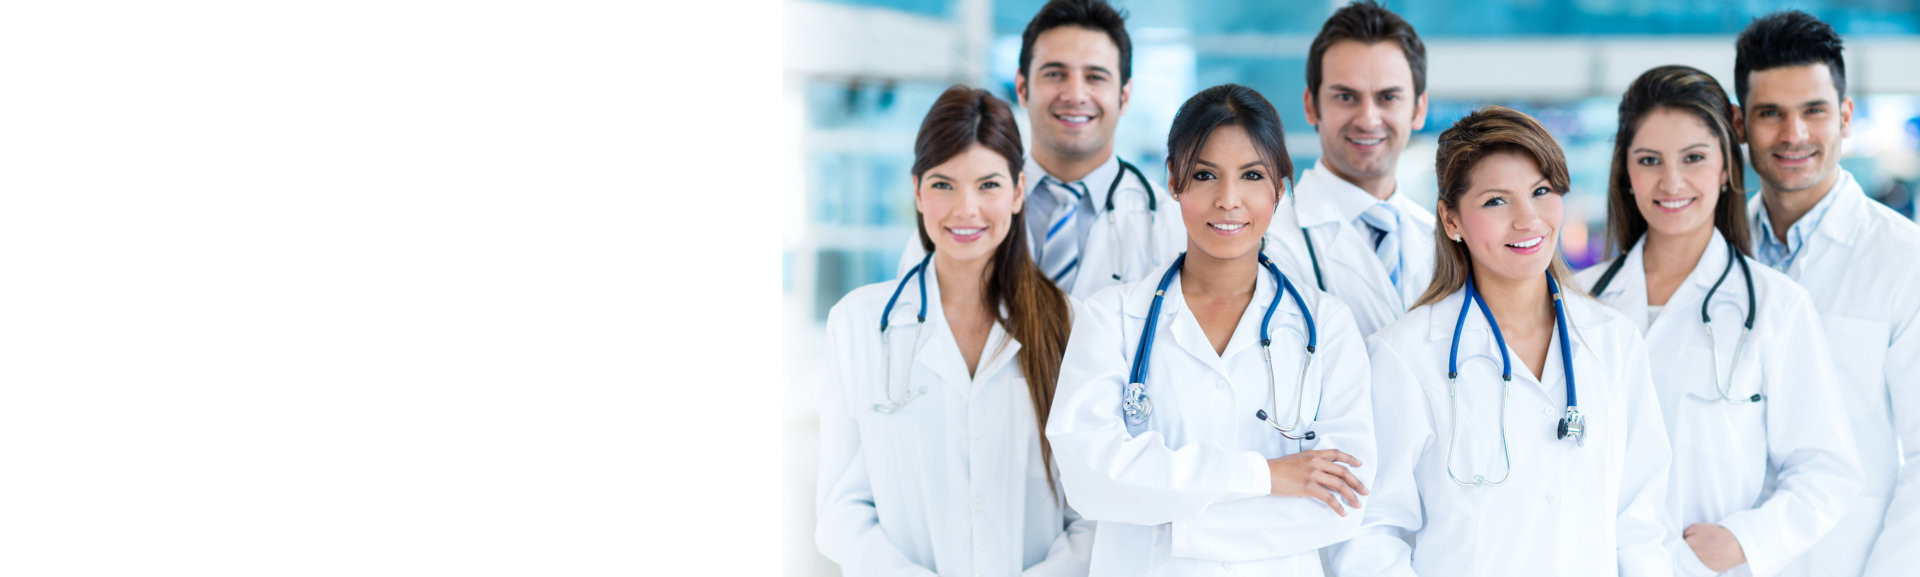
1451,233,1462,242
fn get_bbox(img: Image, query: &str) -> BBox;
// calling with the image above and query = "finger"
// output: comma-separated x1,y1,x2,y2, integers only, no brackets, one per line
1327,462,1368,496
1318,450,1363,468
1318,487,1347,517
1318,472,1361,508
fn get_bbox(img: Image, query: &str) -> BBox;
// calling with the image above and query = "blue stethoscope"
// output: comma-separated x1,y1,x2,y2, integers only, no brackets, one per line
1589,239,1760,404
873,253,932,414
1121,251,1322,440
1444,272,1584,488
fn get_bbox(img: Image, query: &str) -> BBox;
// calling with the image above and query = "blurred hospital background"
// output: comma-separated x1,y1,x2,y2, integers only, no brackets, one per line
782,0,1920,573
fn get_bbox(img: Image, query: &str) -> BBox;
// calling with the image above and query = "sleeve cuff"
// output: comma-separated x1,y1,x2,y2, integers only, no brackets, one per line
1234,451,1270,498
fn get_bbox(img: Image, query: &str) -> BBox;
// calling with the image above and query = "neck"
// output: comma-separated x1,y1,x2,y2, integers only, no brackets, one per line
933,252,991,313
1642,225,1714,281
1180,246,1259,298
1761,170,1841,242
1033,143,1114,183
1325,162,1396,201
1473,266,1553,331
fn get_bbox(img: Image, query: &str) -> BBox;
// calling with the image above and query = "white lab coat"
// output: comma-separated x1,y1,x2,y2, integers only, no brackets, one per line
816,261,1094,577
1327,285,1673,577
1264,162,1437,337
1577,230,1864,577
899,155,1187,301
1746,169,1920,577
1048,257,1375,576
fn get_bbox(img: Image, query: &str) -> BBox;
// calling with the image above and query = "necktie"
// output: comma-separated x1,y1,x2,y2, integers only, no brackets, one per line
1359,202,1402,287
1040,177,1086,291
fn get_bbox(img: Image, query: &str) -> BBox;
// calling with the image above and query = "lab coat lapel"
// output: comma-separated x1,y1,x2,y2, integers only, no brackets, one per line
1596,241,1652,336
911,261,979,395
1794,171,1866,278
1160,273,1230,377
1392,192,1436,307
1299,168,1402,310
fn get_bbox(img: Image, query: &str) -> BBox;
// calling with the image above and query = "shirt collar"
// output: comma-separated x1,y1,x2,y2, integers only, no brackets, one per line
1301,159,1399,225
1027,155,1120,215
1752,169,1852,268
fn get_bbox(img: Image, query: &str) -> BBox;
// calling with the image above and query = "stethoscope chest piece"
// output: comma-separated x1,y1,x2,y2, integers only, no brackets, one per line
1122,381,1152,427
1557,407,1585,447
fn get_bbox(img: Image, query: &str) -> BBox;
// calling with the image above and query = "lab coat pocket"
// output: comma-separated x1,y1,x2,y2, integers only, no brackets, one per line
1675,366,1769,503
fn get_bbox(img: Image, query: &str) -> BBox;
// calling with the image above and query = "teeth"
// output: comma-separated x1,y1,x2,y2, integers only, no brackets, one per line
1209,222,1245,231
1778,152,1813,160
1507,237,1542,248
1349,137,1385,146
1656,198,1693,209
1058,115,1091,123
949,227,983,235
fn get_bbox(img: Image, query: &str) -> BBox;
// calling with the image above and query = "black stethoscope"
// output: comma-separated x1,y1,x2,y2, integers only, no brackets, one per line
1444,272,1583,487
1092,159,1159,282
1121,251,1322,440
1589,239,1760,404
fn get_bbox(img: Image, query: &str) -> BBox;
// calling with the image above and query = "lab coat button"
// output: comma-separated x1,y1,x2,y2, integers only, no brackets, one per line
1541,406,1555,417
1546,492,1559,503
972,497,984,511
1216,379,1229,388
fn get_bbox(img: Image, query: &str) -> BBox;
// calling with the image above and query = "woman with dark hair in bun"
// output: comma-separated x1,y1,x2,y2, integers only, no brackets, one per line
1049,83,1375,575
816,85,1090,577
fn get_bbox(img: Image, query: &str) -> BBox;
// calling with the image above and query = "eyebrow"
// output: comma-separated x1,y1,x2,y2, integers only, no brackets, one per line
975,173,1005,182
1036,62,1113,77
1192,158,1266,170
1328,83,1405,94
1477,177,1552,196
1630,143,1713,155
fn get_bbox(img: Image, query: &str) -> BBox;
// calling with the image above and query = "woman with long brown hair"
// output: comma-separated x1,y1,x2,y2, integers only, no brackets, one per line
1575,65,1861,576
1328,106,1672,576
815,86,1089,576
1047,84,1375,576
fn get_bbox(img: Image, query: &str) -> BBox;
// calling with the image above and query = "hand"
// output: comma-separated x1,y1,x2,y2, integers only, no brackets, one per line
1683,523,1747,572
1266,449,1366,516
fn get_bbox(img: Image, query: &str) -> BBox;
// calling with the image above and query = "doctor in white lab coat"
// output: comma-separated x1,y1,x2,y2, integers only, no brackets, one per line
1732,14,1920,576
897,0,1183,300
1050,84,1375,577
818,86,1091,577
1328,106,1672,577
1577,64,1862,577
1263,2,1437,337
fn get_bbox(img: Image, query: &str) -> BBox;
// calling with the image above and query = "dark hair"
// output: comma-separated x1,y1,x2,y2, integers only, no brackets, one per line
910,85,1071,496
1164,84,1294,197
1734,10,1847,106
1417,105,1578,308
1606,65,1752,258
1018,0,1132,85
1307,0,1427,107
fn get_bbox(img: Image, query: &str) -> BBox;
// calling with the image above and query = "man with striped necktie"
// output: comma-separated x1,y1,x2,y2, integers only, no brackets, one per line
898,0,1184,300
1263,1,1438,337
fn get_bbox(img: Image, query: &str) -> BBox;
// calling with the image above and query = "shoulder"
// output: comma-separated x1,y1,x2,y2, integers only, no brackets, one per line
825,280,902,335
1571,258,1614,289
1566,293,1644,358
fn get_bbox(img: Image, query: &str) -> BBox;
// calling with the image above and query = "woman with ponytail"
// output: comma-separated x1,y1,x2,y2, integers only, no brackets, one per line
815,85,1090,577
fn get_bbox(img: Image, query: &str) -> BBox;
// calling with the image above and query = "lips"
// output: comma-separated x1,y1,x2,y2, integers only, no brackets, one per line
1347,135,1386,148
1207,221,1248,236
1653,197,1696,213
1504,235,1546,255
1054,113,1094,127
946,226,986,242
1772,149,1816,167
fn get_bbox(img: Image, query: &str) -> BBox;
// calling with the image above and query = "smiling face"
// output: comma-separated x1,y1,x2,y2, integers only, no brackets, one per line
1303,40,1428,193
1172,124,1281,264
1441,151,1565,285
914,144,1027,267
1626,107,1727,241
1743,63,1852,195
1016,26,1130,165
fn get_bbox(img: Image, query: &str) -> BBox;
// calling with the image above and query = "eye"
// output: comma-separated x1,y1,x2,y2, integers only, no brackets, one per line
1757,109,1779,118
1382,93,1399,102
931,181,952,190
1242,170,1265,181
1088,73,1108,83
1684,153,1706,163
1335,93,1355,103
1482,197,1507,207
1532,186,1552,197
1636,156,1659,166
1806,106,1826,115
1044,70,1063,79
1192,170,1216,181
980,181,1000,189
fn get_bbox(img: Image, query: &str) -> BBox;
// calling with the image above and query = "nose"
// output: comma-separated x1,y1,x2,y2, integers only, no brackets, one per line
1058,74,1090,107
1512,195,1543,230
1356,98,1383,131
1659,162,1683,195
1782,113,1809,145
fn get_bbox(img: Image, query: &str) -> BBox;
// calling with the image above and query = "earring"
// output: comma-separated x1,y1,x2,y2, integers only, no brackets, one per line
1450,233,1462,242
